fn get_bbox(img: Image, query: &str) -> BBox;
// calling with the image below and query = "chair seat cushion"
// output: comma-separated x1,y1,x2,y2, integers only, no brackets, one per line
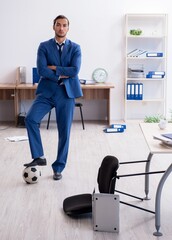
63,193,92,216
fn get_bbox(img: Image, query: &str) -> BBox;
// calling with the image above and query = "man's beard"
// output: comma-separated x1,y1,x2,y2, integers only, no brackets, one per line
56,33,66,38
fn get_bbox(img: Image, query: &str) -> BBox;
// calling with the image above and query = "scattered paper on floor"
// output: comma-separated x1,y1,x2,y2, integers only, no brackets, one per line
4,136,28,142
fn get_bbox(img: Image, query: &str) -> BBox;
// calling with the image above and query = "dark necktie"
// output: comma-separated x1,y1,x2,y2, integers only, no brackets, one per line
56,43,64,56
56,43,64,85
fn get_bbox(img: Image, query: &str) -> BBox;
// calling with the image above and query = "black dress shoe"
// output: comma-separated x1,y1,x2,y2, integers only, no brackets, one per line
24,158,47,167
53,172,62,180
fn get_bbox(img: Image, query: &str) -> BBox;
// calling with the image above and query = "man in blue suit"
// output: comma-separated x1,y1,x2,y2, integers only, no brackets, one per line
24,15,83,180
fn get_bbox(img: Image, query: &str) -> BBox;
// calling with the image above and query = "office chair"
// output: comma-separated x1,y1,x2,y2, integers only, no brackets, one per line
63,155,119,216
46,102,85,130
63,156,166,217
32,68,85,130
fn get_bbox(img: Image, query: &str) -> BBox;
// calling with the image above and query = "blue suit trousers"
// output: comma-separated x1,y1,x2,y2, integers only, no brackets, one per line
25,84,75,173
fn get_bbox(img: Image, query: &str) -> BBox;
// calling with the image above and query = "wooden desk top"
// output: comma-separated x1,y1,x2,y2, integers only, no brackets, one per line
16,83,37,89
0,83,16,89
16,82,114,90
81,82,114,89
140,123,172,154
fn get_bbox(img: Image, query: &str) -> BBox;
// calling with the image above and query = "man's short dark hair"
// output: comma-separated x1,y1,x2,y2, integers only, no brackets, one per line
53,15,69,26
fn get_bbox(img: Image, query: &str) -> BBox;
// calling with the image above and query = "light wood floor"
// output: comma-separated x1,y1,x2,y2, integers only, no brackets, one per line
0,121,172,240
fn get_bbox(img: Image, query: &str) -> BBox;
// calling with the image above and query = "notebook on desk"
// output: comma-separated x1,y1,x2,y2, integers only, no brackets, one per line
161,133,172,140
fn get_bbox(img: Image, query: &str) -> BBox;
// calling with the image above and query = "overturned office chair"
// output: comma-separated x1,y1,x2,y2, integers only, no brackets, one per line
46,102,85,130
63,155,166,232
63,155,120,232
63,155,119,216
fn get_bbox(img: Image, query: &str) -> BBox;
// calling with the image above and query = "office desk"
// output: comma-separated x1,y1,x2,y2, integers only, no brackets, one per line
140,123,172,236
15,82,114,124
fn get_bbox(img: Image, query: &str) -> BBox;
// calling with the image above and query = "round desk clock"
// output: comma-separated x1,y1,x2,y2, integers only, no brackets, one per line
92,68,108,83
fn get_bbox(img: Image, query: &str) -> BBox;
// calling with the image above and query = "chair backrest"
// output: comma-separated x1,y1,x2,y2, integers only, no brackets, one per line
97,155,119,194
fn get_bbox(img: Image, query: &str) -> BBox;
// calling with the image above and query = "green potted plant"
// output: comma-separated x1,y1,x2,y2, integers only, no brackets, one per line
144,115,163,123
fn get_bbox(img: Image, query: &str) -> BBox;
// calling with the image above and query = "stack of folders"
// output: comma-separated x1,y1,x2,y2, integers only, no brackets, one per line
103,124,126,133
146,71,165,79
127,49,147,57
127,83,143,100
146,52,163,57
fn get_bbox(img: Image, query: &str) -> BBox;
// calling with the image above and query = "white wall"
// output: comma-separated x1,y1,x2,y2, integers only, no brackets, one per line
0,0,172,121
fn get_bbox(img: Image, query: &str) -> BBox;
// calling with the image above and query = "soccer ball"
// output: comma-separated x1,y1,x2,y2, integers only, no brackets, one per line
23,167,41,184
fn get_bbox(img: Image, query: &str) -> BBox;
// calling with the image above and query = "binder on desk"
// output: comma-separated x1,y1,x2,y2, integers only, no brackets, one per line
32,68,40,84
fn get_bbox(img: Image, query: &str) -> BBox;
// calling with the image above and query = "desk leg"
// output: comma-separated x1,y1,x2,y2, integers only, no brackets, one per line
14,89,19,126
144,153,153,200
107,90,110,125
153,163,172,236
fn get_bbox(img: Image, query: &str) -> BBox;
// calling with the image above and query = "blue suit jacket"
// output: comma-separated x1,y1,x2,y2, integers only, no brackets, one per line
36,38,83,99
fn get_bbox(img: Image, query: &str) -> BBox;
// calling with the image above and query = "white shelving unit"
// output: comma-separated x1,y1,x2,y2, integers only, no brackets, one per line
124,14,168,120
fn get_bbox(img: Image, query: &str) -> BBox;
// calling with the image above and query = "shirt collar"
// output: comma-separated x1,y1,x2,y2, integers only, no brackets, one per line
55,38,66,45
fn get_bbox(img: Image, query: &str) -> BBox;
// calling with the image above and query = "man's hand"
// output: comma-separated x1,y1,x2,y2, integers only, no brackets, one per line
59,75,69,79
48,66,69,79
48,65,56,70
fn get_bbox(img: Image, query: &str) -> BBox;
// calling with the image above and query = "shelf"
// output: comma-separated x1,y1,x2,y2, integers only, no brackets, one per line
127,35,166,38
124,14,167,120
127,57,166,60
126,99,165,102
127,78,165,81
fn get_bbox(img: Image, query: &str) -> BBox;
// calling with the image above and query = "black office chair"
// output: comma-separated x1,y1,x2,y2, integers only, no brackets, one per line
63,155,119,216
63,156,166,217
46,102,85,130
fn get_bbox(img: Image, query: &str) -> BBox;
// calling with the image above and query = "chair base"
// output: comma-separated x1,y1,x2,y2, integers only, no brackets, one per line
92,193,119,232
